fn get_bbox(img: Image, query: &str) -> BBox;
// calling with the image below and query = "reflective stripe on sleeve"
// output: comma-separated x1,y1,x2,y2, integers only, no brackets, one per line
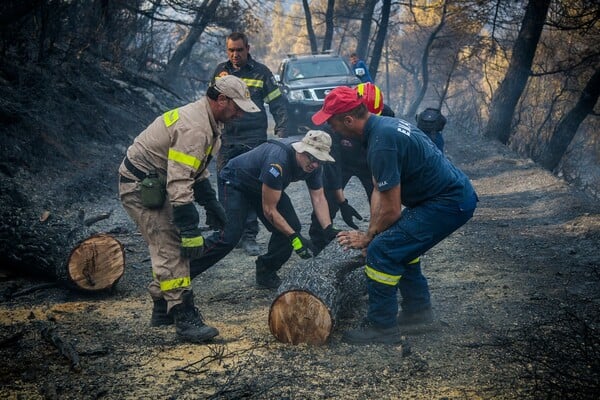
264,87,282,103
168,148,201,170
163,108,180,127
160,276,192,291
242,78,264,88
408,257,420,265
364,265,401,286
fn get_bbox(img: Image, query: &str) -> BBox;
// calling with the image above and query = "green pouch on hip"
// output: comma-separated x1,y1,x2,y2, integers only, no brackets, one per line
140,170,166,209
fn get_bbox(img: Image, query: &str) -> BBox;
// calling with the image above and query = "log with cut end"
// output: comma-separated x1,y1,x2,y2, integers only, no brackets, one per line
269,242,366,345
0,205,125,291
67,233,124,291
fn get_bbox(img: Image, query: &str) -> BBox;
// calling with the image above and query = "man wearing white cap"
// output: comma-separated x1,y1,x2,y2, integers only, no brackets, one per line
119,75,260,344
189,130,339,289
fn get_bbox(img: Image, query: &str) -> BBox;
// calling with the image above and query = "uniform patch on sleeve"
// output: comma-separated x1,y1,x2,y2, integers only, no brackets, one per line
269,163,283,177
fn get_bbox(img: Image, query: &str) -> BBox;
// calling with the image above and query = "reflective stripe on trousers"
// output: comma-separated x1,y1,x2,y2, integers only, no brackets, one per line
119,180,192,311
365,193,477,327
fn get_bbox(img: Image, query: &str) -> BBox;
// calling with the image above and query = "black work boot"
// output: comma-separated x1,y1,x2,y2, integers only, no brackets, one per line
342,318,402,345
255,261,281,289
150,298,174,327
169,291,219,343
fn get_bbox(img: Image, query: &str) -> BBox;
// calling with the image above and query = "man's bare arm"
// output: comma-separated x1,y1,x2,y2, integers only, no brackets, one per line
366,184,401,240
262,184,295,236
309,187,333,228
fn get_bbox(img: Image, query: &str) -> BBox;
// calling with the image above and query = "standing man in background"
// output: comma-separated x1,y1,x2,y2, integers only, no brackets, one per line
211,32,289,256
350,53,373,84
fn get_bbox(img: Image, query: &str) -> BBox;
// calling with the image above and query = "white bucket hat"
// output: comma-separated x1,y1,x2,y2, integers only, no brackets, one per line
291,130,335,162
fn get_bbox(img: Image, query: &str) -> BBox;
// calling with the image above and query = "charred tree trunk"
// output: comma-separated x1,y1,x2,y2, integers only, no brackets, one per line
269,242,366,345
537,67,600,171
302,0,318,54
483,0,550,144
0,205,124,292
161,0,221,86
368,0,391,83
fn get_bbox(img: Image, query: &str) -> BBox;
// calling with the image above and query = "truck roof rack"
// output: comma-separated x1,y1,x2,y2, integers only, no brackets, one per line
286,50,338,59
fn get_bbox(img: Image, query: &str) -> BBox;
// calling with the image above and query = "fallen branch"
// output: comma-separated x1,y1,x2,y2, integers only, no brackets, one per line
83,210,113,226
41,326,81,371
10,282,60,298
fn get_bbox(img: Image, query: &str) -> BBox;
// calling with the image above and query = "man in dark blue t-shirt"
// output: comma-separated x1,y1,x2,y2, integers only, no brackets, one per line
189,130,339,289
312,86,478,345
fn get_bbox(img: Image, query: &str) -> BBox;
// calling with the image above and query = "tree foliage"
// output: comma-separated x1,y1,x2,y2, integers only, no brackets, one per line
0,0,597,192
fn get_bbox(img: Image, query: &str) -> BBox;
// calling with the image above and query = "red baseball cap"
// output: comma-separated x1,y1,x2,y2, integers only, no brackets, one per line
311,86,363,125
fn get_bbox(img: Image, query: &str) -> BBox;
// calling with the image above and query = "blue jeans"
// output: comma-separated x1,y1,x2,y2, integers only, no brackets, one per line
365,191,477,327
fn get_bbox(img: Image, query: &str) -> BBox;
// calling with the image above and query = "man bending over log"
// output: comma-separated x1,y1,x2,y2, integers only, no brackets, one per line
189,130,339,289
311,87,478,345
119,75,260,344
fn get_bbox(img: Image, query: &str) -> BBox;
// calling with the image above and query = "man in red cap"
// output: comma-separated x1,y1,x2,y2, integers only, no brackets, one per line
312,86,478,344
308,83,394,253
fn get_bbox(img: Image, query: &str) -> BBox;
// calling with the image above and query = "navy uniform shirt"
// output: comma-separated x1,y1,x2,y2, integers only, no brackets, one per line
220,139,323,195
364,115,474,208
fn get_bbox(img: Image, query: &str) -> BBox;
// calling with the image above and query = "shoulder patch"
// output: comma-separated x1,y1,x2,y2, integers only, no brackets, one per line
269,163,283,178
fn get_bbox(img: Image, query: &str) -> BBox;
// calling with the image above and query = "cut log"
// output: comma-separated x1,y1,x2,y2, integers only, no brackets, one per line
66,234,125,291
0,204,125,291
269,242,366,345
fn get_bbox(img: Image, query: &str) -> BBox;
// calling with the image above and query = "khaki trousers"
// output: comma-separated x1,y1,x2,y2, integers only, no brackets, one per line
119,180,191,311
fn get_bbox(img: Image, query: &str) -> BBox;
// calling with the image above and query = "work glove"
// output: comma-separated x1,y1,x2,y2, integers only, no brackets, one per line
324,224,342,243
172,203,205,259
204,200,227,230
338,199,363,229
193,179,227,230
288,232,314,259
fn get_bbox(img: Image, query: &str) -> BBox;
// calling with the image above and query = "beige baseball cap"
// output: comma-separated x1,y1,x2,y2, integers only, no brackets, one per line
291,130,335,162
213,75,260,113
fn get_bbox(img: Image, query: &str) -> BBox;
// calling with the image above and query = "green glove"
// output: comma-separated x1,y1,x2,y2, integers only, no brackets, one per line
288,232,313,259
172,203,205,259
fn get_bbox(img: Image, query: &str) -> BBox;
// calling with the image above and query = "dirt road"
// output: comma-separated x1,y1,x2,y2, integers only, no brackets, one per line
1,126,598,399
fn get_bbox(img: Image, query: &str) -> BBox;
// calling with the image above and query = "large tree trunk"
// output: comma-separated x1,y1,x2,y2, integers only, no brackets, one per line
483,0,551,144
269,242,366,345
302,0,318,54
355,0,377,62
322,0,335,52
368,0,391,83
161,0,221,86
407,0,447,119
537,67,600,171
0,205,125,292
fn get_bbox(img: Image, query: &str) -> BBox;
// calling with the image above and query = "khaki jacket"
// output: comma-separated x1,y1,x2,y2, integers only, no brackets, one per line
119,97,222,206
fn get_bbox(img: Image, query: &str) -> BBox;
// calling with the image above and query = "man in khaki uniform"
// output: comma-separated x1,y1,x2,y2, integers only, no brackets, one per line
119,75,260,343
